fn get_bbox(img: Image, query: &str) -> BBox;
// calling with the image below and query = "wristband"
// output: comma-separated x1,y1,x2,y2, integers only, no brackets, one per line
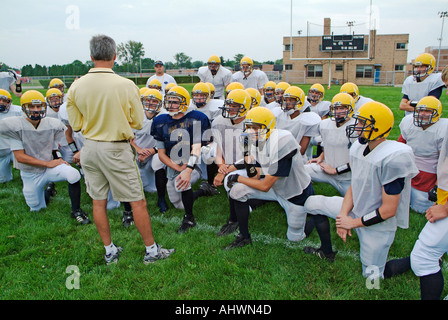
187,154,199,168
15,83,22,93
361,208,384,226
68,141,79,153
153,147,158,154
410,101,418,107
336,163,350,175
52,150,62,159
245,163,257,178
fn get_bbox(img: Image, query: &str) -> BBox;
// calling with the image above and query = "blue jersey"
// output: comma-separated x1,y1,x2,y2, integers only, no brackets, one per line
151,110,211,163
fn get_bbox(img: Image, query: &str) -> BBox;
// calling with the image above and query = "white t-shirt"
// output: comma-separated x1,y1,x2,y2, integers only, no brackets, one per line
146,73,177,94
197,66,232,99
231,69,268,91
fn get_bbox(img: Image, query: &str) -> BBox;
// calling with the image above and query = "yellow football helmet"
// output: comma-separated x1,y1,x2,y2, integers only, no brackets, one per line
46,88,64,111
21,90,47,121
191,82,211,108
0,89,12,113
244,106,276,141
208,55,221,73
346,101,394,143
264,81,276,100
413,96,442,127
142,89,163,115
308,83,325,103
148,78,162,91
413,53,436,80
340,82,359,102
140,87,150,98
49,78,65,92
245,88,262,109
165,86,190,116
206,82,216,99
221,89,251,119
164,82,176,95
275,82,291,105
240,56,254,76
282,86,306,113
225,82,245,98
328,92,355,124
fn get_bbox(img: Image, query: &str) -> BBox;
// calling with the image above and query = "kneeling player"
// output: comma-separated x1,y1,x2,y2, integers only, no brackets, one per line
0,90,90,224
220,107,314,249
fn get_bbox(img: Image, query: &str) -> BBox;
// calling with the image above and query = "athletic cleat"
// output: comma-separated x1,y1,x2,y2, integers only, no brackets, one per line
143,245,175,264
217,220,239,236
224,233,252,250
178,216,196,233
122,211,134,228
71,209,91,225
45,182,57,205
105,246,123,265
199,181,220,196
157,197,168,213
303,246,337,263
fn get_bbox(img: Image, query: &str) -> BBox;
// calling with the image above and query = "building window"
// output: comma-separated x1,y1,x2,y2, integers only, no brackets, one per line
285,44,294,51
285,64,293,70
356,65,373,78
335,64,344,71
396,43,407,50
394,65,405,71
307,65,323,77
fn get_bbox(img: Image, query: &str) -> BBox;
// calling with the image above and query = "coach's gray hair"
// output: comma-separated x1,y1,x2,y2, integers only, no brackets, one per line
90,35,116,61
442,65,448,82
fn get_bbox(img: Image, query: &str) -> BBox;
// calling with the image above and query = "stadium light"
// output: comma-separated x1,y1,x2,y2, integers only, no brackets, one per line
436,11,447,72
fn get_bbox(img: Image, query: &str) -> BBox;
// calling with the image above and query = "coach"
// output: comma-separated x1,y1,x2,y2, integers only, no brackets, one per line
66,34,174,265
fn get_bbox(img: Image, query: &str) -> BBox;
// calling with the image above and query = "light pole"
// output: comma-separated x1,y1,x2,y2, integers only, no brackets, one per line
347,21,355,35
437,11,447,72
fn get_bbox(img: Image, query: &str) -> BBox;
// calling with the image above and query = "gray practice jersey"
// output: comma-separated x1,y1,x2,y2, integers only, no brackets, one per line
402,73,445,116
304,99,331,118
437,126,448,191
0,116,66,173
0,105,23,156
251,129,311,200
349,140,418,230
211,115,245,164
188,99,223,122
399,115,448,174
197,66,232,99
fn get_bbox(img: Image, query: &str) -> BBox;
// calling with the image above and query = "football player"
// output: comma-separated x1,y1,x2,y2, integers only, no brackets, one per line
231,56,268,95
304,101,418,278
305,93,357,196
271,86,321,160
339,82,373,113
400,53,445,117
259,81,277,107
49,78,66,102
197,55,232,100
266,82,290,110
151,86,211,233
224,82,245,99
0,89,23,183
0,90,90,224
398,96,448,214
219,107,315,249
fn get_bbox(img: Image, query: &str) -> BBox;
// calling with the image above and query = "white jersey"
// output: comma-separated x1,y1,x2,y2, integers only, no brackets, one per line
266,100,280,110
46,102,69,146
187,99,223,122
399,115,448,174
354,95,374,113
402,73,446,116
251,129,311,200
146,73,177,94
231,69,268,91
350,140,418,230
134,110,167,149
197,66,232,99
304,99,331,118
319,118,357,180
437,126,448,191
0,105,23,156
271,106,321,143
211,115,245,164
0,116,66,173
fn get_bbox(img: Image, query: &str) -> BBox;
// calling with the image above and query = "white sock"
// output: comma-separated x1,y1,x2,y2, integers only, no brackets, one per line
105,242,117,255
146,243,158,255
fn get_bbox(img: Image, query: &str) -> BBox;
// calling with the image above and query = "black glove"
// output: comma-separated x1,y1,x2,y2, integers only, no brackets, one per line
428,185,438,202
226,174,240,189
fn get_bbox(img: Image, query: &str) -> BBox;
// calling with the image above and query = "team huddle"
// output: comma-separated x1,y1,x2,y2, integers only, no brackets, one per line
1,46,448,300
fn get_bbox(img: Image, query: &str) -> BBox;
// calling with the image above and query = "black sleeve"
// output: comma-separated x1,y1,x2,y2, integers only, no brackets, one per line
268,149,297,177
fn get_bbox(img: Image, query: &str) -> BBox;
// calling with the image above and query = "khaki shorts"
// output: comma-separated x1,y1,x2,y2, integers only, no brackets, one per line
80,139,144,202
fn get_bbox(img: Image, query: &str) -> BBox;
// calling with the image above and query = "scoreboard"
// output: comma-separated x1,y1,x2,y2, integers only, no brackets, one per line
321,34,365,51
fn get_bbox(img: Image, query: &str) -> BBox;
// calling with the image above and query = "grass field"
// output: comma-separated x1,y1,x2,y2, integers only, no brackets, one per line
1,83,448,304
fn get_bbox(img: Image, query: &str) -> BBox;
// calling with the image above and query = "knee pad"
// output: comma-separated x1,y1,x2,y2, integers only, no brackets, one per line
228,182,253,202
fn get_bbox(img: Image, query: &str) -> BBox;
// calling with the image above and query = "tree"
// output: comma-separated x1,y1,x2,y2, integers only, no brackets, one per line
174,52,192,68
117,40,145,72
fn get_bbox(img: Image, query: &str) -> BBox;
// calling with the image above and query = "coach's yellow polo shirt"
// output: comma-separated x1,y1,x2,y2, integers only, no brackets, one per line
66,68,144,141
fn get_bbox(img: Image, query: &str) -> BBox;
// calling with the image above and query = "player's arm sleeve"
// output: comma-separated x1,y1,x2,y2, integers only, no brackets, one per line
428,86,444,99
267,149,298,177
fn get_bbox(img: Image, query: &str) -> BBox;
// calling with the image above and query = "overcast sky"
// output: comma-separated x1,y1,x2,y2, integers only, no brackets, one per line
1,0,447,68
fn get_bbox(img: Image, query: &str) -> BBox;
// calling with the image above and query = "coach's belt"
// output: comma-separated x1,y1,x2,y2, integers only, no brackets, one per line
87,138,129,143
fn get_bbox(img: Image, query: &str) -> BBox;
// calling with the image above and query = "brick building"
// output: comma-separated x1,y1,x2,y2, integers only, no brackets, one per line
282,18,409,86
